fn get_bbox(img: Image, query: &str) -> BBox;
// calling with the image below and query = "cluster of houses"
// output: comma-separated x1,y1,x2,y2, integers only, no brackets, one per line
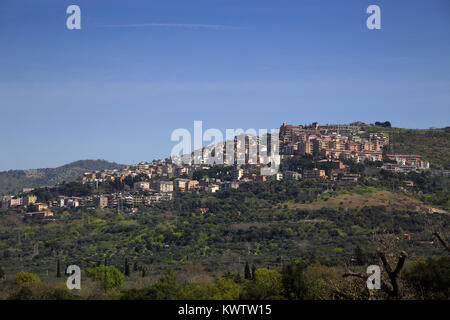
0,194,55,221
381,154,430,172
0,122,433,218
280,122,430,172
280,122,388,162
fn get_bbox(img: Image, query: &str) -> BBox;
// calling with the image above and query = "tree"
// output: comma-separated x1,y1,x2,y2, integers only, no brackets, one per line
15,271,40,285
344,250,408,299
233,273,243,284
124,258,130,277
403,257,450,300
179,282,216,300
375,121,391,128
303,262,339,300
120,268,181,300
56,258,61,278
0,264,5,279
377,250,407,299
433,232,450,253
251,265,256,280
244,262,251,280
178,263,211,283
150,268,180,299
281,259,308,300
86,266,124,291
354,246,367,266
213,278,242,300
243,268,283,300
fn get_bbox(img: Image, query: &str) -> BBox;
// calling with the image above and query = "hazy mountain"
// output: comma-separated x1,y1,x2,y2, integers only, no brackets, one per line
0,160,125,196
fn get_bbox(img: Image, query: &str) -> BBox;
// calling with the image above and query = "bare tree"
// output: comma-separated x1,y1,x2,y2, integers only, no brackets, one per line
432,232,450,253
376,250,407,298
343,250,407,299
343,233,408,299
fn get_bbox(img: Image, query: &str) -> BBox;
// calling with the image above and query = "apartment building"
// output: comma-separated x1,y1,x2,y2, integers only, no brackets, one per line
283,171,301,180
154,181,174,193
133,181,151,191
303,168,326,180
96,195,108,209
174,178,199,191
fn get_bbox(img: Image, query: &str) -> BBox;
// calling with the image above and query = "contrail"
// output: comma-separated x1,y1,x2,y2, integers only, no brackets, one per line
99,23,241,30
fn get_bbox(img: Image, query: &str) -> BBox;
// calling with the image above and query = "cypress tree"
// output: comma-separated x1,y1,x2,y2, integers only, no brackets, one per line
251,264,256,280
124,258,130,277
244,262,251,280
56,258,61,278
354,246,367,266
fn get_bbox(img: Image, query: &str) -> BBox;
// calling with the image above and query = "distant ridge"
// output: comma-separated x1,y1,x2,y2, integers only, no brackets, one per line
0,159,124,196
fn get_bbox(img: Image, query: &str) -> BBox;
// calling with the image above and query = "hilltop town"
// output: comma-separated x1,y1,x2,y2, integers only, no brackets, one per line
1,121,444,221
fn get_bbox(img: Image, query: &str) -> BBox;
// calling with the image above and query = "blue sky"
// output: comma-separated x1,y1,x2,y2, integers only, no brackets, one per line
0,0,449,170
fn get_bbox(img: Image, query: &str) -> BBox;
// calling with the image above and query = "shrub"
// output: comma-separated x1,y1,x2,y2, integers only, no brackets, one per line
14,271,40,285
243,268,283,300
86,265,124,291
7,283,81,300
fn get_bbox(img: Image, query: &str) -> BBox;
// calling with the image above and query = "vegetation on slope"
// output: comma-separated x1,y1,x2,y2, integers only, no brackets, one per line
364,126,450,170
0,160,124,196
0,180,448,284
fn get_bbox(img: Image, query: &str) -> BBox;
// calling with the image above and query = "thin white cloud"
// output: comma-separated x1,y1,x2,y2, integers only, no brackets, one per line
99,23,241,30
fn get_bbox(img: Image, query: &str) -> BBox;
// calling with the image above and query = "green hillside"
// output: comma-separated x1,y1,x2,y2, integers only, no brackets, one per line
365,126,450,170
0,160,124,196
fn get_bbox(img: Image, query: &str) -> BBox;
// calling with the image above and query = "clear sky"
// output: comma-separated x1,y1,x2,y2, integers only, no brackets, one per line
0,0,449,170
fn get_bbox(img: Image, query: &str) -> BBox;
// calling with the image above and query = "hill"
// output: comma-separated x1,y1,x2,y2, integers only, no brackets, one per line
0,180,447,282
0,160,124,196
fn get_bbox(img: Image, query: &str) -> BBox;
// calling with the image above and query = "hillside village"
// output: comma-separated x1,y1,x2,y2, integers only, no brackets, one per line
0,122,442,220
